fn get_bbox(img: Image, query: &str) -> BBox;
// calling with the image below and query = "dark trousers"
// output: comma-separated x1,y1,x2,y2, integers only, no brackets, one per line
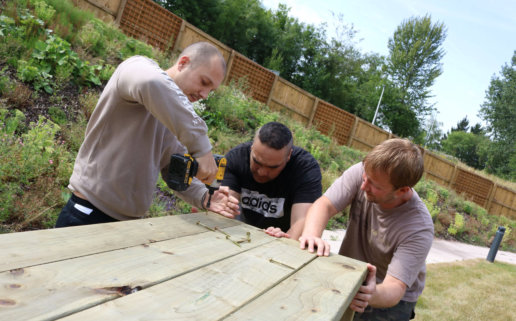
55,194,117,228
354,300,416,321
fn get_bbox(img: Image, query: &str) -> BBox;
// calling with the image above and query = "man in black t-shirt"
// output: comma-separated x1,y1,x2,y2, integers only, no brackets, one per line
222,122,322,240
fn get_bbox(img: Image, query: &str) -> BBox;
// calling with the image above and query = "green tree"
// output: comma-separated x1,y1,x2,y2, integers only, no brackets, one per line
479,50,516,180
271,7,327,81
470,123,485,135
451,116,470,132
153,0,221,31
422,113,444,150
385,15,447,137
153,1,378,119
441,131,487,170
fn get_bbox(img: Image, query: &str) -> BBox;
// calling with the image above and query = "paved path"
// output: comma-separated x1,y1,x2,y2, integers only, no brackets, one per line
322,229,516,265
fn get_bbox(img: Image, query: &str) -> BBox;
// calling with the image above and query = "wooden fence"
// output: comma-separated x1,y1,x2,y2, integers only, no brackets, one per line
74,0,516,219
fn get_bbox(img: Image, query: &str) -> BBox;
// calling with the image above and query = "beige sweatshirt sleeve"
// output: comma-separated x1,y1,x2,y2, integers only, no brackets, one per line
116,56,211,157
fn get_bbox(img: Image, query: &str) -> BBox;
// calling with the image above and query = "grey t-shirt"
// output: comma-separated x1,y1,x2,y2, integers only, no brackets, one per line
325,162,434,302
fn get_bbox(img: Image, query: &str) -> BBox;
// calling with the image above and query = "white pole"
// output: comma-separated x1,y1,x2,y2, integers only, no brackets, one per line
372,85,384,125
425,114,435,148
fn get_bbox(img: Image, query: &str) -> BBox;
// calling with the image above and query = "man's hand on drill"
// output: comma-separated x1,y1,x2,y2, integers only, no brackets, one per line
203,186,240,218
195,151,218,185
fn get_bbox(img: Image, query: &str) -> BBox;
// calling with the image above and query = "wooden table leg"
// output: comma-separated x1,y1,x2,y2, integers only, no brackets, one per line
340,307,355,321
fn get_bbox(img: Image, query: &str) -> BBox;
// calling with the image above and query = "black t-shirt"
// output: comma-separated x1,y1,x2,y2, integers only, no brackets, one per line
222,142,322,232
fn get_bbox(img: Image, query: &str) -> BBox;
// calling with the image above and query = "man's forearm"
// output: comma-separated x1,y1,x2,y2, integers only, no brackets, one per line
301,196,336,237
368,277,406,308
286,218,305,240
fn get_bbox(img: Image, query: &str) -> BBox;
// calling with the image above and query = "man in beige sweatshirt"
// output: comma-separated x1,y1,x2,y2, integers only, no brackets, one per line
56,42,239,227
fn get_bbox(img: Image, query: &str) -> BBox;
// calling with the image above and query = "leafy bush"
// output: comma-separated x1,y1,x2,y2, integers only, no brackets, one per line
77,19,105,55
424,199,440,220
41,0,94,42
31,0,56,24
0,67,11,95
197,83,264,133
4,9,107,93
0,112,74,226
47,106,67,125
448,212,465,236
436,185,450,201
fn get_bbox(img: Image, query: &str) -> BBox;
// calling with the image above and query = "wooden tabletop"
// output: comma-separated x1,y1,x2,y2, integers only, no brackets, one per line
0,212,367,320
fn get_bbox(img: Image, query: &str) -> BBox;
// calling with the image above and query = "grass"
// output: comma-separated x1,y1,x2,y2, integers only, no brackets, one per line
415,259,516,320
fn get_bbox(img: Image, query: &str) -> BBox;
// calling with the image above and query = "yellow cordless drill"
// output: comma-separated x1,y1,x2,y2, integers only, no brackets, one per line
167,153,227,208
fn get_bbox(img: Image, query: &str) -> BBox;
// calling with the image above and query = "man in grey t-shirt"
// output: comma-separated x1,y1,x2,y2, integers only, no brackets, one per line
300,138,434,321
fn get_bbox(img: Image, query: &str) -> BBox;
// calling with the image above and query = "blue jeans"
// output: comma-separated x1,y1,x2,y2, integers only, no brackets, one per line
55,194,117,227
354,300,416,321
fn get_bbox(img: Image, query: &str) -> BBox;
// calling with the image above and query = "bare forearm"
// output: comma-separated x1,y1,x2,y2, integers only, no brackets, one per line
286,218,305,240
301,196,336,237
368,277,406,308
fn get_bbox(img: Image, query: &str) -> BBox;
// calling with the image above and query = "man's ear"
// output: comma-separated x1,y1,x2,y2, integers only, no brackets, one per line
287,148,293,162
177,56,190,71
397,186,411,195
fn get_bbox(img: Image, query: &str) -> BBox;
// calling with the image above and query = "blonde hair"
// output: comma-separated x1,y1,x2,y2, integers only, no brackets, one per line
363,138,424,189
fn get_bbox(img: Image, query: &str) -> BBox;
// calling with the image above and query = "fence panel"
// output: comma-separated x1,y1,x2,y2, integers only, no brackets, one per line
118,0,181,52
312,100,355,145
175,24,232,62
453,169,494,207
490,186,516,219
268,78,315,126
71,0,118,21
423,152,456,186
350,119,390,153
225,53,275,104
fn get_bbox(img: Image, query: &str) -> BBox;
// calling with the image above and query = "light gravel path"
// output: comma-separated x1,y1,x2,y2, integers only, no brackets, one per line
322,229,516,265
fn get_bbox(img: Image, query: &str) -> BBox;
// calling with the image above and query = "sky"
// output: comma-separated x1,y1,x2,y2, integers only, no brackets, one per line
260,0,516,133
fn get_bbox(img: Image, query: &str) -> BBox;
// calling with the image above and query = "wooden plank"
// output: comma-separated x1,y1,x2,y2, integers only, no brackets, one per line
59,239,318,320
223,253,367,321
0,224,271,320
270,97,311,119
307,98,319,127
0,212,240,272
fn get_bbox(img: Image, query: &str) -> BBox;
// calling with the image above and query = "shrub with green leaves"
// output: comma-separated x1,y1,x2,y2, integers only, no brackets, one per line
19,9,45,39
0,112,73,224
424,199,440,220
448,212,465,236
47,106,67,125
31,0,56,24
196,84,264,132
77,19,105,56
16,29,107,93
0,67,11,95
437,185,450,201
426,189,439,206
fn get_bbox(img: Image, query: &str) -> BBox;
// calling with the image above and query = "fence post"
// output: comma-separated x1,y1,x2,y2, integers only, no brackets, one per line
171,20,186,54
266,74,279,107
485,183,497,215
449,164,459,188
346,116,359,147
223,50,237,86
114,0,128,26
307,98,319,128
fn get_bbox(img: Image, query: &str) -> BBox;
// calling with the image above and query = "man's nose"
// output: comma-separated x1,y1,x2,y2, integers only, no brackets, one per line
360,179,368,191
257,167,268,176
200,88,210,99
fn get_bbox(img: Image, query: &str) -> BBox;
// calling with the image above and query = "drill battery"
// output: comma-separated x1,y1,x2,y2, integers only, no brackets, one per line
167,154,226,192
